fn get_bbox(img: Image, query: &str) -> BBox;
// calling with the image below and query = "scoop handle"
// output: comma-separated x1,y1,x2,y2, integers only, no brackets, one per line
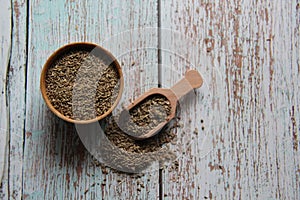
170,69,203,100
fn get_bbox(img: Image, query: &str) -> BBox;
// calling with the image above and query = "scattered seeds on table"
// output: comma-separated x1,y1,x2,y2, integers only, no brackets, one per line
104,114,176,154
88,114,179,173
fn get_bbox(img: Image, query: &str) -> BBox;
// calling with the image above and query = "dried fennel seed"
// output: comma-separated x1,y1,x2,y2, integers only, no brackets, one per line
120,95,171,137
45,50,119,120
104,115,177,154
95,124,177,173
90,113,179,172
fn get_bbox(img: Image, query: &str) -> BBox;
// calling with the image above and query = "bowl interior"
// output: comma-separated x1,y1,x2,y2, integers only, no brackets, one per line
40,42,124,124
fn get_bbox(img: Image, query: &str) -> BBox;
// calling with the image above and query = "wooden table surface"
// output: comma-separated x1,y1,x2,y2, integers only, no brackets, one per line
1,0,299,199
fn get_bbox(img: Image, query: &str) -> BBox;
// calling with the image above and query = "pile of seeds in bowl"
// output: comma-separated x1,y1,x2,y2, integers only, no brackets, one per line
119,95,171,137
45,50,120,120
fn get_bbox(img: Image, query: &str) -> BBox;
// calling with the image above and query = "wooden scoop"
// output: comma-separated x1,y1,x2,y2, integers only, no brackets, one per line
118,69,203,140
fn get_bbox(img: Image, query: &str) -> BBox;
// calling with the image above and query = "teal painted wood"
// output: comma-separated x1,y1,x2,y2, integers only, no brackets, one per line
1,0,299,199
7,0,28,199
0,0,28,199
0,1,11,199
160,0,300,199
23,0,159,199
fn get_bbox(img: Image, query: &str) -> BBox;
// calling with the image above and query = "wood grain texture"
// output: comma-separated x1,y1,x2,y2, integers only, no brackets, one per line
7,0,28,199
0,1,11,199
160,0,299,199
0,0,28,199
1,0,299,199
23,0,159,199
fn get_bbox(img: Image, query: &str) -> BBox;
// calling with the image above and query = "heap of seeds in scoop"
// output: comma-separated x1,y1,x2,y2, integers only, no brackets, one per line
45,50,119,120
120,95,172,137
104,96,176,154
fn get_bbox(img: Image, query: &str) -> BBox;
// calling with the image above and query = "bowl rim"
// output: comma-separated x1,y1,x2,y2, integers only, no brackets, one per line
40,42,124,124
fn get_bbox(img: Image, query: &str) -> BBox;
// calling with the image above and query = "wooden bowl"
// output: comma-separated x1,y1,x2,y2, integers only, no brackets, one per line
40,42,124,124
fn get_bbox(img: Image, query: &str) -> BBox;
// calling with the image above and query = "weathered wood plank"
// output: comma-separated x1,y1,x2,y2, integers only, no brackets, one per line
0,1,11,199
23,0,159,199
6,0,28,199
2,0,298,199
160,0,299,199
